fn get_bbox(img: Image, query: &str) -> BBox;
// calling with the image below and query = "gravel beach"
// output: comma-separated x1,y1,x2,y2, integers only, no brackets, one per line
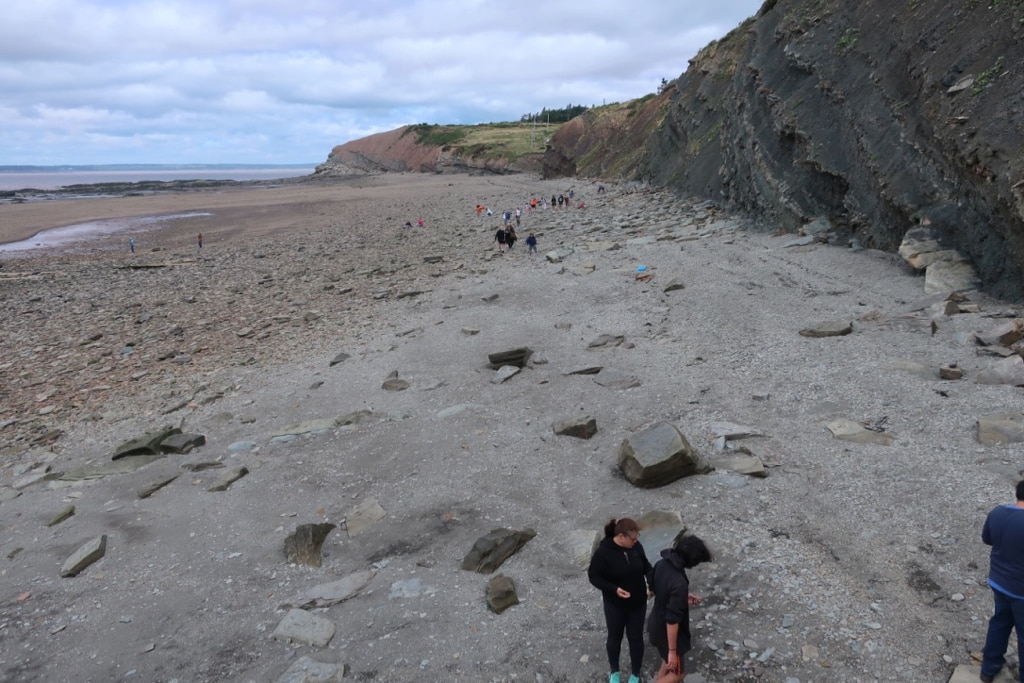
0,172,1020,683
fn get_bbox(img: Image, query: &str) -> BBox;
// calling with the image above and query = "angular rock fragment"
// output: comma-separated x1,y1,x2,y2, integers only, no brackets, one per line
487,347,533,369
207,466,248,491
60,535,107,577
158,433,206,454
588,334,625,349
284,570,376,609
974,320,1024,347
329,352,351,367
492,365,520,384
346,497,386,537
46,505,75,527
274,655,349,683
138,474,179,499
662,277,685,293
826,419,896,446
562,365,602,376
976,413,1024,446
382,370,410,391
271,609,336,648
486,574,519,614
283,523,337,568
711,453,767,478
939,363,964,380
461,528,537,573
112,426,182,459
799,321,852,338
975,356,1024,387
618,422,710,488
552,416,598,440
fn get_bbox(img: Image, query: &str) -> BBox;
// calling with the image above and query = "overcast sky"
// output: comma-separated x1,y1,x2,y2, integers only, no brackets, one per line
0,1,763,166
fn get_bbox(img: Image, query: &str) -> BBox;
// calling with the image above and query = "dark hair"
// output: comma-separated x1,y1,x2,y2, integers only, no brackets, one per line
604,518,640,538
674,535,713,568
1017,480,1024,502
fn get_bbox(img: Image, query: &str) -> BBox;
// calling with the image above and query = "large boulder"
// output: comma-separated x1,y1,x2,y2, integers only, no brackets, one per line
618,423,710,488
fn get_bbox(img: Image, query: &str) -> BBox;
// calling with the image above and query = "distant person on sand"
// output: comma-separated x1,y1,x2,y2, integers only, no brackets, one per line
515,207,521,226
979,479,1024,683
494,225,508,253
506,224,517,250
197,233,203,248
129,237,135,253
417,217,424,228
588,517,653,683
526,231,537,254
404,221,413,229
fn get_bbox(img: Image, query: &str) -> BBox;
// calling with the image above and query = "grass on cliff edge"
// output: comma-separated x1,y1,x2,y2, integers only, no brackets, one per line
405,122,561,161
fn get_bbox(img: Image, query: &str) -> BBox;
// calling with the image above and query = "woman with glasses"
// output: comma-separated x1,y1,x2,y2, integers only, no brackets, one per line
587,518,654,683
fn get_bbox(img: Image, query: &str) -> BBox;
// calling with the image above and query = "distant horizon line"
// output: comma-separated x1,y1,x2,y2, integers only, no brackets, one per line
0,163,319,172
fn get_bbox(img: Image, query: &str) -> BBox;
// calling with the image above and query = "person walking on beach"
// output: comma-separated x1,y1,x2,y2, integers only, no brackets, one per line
648,535,713,683
505,224,517,250
494,225,508,253
588,517,653,683
197,233,203,249
129,237,135,253
526,231,537,254
980,479,1024,683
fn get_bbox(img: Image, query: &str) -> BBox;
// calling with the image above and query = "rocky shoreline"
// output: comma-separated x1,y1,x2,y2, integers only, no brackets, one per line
0,173,1021,682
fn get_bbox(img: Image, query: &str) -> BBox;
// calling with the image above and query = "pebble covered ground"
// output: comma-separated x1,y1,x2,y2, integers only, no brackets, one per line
0,173,1021,682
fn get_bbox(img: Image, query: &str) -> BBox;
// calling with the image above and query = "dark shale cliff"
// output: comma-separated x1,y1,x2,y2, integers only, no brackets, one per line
545,0,1024,299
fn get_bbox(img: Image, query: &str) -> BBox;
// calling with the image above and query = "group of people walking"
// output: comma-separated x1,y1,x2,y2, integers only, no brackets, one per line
588,519,712,683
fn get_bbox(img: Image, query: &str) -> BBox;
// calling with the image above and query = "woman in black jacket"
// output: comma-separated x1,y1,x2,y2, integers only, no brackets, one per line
587,518,654,683
647,535,713,682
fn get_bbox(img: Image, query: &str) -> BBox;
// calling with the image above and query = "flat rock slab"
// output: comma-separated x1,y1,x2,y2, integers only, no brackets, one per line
285,570,376,609
826,419,896,446
112,426,182,459
60,535,107,577
46,505,76,527
461,527,536,573
552,416,597,439
562,365,603,376
587,334,624,349
492,365,521,384
488,347,533,369
976,413,1024,446
159,432,206,454
925,259,979,293
799,321,853,337
346,497,386,537
564,529,602,569
975,355,1024,387
974,320,1023,346
207,466,248,491
138,474,179,499
274,655,348,683
328,352,351,367
712,454,767,478
635,510,688,558
271,609,336,648
283,523,337,567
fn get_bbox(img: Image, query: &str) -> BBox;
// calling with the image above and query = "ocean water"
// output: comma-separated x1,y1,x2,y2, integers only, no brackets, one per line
0,167,315,191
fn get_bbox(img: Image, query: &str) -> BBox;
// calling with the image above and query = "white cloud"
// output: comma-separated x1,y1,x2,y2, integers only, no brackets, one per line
0,0,763,164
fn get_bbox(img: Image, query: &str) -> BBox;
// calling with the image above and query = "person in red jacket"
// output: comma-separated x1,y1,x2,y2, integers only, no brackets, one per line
588,518,653,683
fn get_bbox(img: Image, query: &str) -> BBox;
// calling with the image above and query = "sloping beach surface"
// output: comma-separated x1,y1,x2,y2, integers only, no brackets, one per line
0,173,1019,682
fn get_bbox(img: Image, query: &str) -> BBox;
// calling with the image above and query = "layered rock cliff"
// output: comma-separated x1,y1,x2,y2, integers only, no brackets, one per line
545,0,1024,299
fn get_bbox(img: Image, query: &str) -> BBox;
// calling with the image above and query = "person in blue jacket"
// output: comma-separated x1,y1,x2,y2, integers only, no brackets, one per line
647,535,713,682
980,479,1024,683
588,518,653,683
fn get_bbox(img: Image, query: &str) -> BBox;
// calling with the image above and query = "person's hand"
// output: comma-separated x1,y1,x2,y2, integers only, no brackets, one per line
615,587,631,599
688,592,701,606
667,650,681,674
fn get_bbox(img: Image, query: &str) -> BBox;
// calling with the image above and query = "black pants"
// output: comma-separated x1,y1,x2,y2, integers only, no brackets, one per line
603,599,645,676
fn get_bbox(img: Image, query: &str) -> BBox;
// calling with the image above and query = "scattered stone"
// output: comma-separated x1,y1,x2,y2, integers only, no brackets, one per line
461,527,537,573
329,352,351,367
939,363,964,380
283,523,336,568
492,365,520,384
587,334,625,349
564,529,602,568
461,327,480,335
271,609,336,648
552,416,597,439
112,426,182,459
159,432,206,454
799,321,852,338
137,474,179,499
388,578,436,599
284,570,376,609
207,466,248,491
662,277,685,293
712,453,767,478
974,320,1024,347
975,355,1024,386
487,347,533,369
562,365,603,376
346,497,386,537
976,413,1024,446
618,422,710,488
382,370,410,391
635,510,688,557
481,293,500,303
46,505,76,526
486,574,520,614
925,259,979,294
423,254,443,264
826,419,896,446
274,656,348,683
60,535,107,577
783,235,815,248
181,460,225,471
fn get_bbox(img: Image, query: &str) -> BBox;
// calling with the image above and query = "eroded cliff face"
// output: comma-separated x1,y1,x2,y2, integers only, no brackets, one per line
547,0,1024,298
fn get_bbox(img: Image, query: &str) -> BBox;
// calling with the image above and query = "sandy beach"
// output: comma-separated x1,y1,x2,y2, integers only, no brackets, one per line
0,172,1019,682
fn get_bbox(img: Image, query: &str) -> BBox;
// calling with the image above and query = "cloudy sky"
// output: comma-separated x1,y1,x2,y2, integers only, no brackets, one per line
1,1,763,166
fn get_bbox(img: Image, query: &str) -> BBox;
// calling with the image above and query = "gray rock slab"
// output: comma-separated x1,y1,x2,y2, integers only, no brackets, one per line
461,527,536,573
329,352,351,367
974,320,1024,347
486,574,519,614
388,578,436,599
46,504,75,527
284,570,376,609
272,419,338,438
60,535,107,577
618,422,710,488
274,655,348,683
708,421,765,440
662,277,685,293
159,432,206,454
112,426,182,459
976,413,1024,446
492,365,520,384
925,259,979,293
564,529,602,568
826,419,896,446
975,355,1024,386
712,454,767,478
552,416,597,440
635,510,687,558
0,488,22,504
799,321,853,337
271,609,336,648
487,347,533,369
138,474,179,499
207,466,248,491
346,497,386,537
588,334,624,349
562,365,603,376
